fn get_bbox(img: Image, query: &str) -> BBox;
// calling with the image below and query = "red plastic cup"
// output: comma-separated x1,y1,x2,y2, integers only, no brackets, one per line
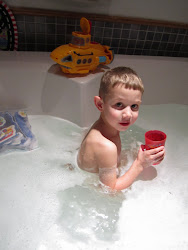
142,130,167,165
144,130,167,150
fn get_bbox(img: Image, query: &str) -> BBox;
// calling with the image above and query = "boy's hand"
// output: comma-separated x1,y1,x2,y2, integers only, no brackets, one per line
137,145,165,169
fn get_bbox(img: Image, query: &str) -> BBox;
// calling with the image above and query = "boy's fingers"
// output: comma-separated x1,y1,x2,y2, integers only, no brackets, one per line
153,148,165,162
148,146,165,154
155,152,165,160
154,155,165,164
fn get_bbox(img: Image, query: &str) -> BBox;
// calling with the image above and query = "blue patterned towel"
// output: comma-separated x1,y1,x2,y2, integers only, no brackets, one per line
0,110,37,152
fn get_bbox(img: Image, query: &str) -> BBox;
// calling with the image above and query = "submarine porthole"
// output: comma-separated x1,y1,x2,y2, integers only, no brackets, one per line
61,55,73,63
77,59,81,64
83,59,87,64
88,58,92,63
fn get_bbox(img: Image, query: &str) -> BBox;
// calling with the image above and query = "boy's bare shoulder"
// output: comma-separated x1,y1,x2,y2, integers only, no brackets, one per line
84,128,117,154
78,127,118,172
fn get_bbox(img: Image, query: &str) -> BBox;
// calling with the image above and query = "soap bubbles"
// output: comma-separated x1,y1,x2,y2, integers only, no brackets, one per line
0,104,188,250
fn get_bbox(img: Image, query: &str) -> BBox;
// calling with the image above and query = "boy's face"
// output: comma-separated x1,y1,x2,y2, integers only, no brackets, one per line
101,85,142,132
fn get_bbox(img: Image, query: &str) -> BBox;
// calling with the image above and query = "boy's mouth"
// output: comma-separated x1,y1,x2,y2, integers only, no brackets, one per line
119,121,130,126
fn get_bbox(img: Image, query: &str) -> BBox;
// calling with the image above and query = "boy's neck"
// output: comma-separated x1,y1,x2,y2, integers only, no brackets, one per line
96,116,120,139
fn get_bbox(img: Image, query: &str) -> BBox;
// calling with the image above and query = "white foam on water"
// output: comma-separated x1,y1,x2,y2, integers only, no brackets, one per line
0,104,188,250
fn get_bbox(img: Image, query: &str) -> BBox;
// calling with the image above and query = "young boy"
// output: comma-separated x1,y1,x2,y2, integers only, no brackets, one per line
77,67,165,191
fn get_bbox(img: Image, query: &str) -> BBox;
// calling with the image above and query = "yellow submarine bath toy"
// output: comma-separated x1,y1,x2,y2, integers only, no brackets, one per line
50,17,114,74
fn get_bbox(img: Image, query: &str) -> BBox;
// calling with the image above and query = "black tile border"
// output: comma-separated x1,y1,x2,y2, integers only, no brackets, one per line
11,8,188,57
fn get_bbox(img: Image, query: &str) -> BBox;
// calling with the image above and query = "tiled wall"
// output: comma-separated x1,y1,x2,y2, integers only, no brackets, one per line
15,14,188,57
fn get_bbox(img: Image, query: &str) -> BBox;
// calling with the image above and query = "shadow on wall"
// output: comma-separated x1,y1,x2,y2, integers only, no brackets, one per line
41,63,108,126
41,64,66,113
41,63,91,126
41,64,107,113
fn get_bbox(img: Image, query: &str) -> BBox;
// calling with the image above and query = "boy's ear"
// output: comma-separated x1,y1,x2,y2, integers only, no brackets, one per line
94,96,104,111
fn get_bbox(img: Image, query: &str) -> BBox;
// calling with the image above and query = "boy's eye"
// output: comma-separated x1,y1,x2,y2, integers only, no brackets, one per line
115,102,124,109
131,104,139,111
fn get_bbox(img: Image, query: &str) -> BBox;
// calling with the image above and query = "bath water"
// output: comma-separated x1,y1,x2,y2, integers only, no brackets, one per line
0,104,188,250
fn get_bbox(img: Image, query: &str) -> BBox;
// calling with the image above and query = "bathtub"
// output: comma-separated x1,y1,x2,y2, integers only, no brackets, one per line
0,51,188,127
0,51,188,250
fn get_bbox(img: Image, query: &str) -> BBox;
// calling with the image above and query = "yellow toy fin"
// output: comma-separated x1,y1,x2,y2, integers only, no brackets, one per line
80,17,91,35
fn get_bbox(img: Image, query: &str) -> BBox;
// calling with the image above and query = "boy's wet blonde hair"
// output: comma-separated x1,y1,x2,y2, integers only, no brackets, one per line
99,67,144,100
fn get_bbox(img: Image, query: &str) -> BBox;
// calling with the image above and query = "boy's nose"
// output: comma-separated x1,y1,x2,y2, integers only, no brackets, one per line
122,107,132,119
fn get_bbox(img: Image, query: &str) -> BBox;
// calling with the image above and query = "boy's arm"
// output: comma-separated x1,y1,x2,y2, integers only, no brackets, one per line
97,142,140,190
98,144,165,191
112,158,143,190
97,142,118,189
98,151,143,191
